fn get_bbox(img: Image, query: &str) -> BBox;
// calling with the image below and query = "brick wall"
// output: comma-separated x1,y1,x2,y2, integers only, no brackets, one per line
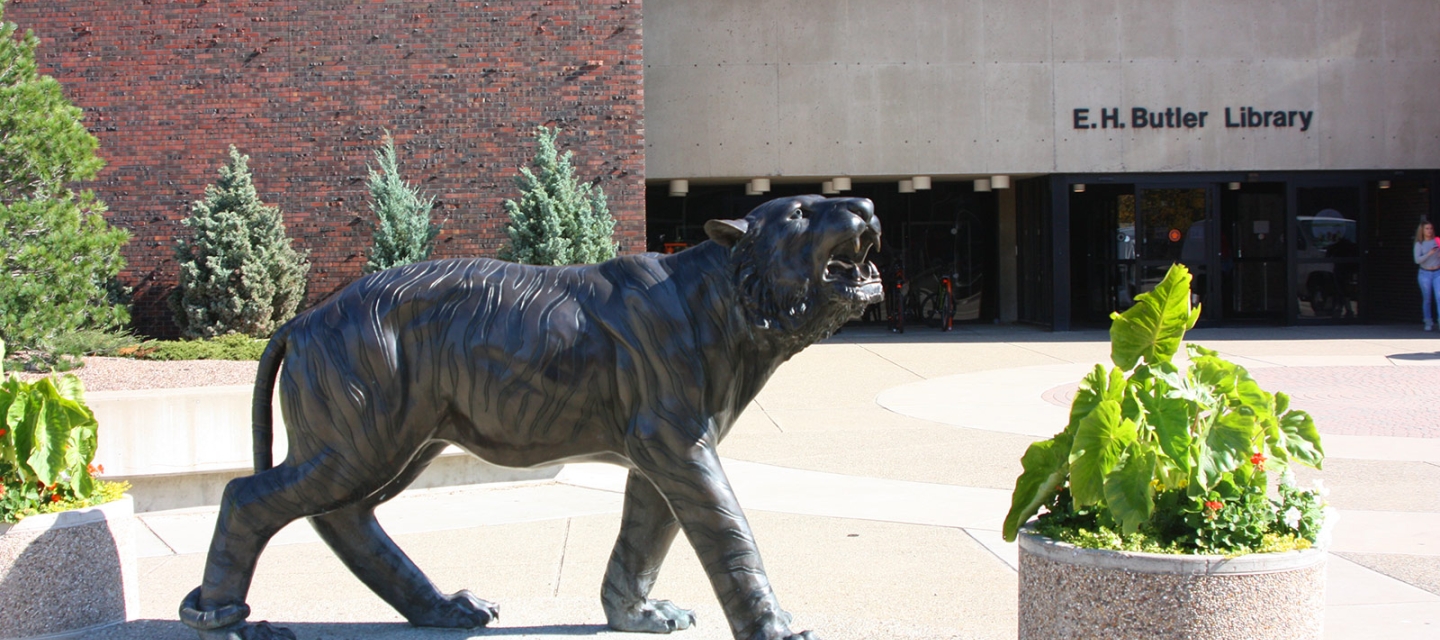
6,0,644,337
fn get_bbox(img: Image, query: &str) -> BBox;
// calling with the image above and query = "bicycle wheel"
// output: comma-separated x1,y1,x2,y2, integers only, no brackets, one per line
916,291,940,321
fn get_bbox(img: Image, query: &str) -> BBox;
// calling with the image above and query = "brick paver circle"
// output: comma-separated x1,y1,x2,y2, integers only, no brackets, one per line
1042,366,1440,439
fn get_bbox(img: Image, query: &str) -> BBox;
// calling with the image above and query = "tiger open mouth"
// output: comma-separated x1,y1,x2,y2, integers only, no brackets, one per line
823,230,883,303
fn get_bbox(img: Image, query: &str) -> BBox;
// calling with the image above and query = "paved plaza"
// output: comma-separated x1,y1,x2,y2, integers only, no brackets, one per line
98,324,1439,639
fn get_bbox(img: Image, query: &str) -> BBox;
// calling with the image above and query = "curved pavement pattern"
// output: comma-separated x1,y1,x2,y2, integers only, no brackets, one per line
110,325,1438,639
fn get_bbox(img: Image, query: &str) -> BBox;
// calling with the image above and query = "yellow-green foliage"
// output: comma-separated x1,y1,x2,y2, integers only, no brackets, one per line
134,334,266,361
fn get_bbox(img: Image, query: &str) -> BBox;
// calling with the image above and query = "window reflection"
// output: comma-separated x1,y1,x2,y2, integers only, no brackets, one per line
1294,188,1360,319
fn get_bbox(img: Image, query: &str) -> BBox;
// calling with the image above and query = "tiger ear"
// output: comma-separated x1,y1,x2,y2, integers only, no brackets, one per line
704,218,749,248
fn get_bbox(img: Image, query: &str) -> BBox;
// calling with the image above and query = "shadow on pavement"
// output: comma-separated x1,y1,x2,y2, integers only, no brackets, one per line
1388,351,1440,361
833,322,1433,345
103,619,615,639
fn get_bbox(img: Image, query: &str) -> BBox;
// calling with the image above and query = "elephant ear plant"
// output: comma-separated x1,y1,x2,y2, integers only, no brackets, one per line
0,338,123,523
1003,264,1329,554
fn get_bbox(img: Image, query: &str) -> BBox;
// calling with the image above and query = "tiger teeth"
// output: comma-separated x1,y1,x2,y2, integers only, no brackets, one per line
853,237,862,254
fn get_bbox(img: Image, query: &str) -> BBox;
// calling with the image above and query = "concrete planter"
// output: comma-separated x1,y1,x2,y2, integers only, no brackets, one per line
0,495,139,640
1018,529,1326,640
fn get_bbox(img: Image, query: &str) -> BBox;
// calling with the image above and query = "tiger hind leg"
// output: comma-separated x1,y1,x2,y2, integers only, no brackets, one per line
181,446,409,639
308,441,498,628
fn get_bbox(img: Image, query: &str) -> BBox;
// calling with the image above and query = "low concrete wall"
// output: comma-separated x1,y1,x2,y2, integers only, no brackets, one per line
87,386,560,513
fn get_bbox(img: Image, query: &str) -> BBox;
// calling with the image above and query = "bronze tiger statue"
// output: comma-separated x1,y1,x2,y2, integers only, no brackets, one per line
179,195,883,640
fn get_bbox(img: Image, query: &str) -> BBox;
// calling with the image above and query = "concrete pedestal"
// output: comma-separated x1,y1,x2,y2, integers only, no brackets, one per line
0,496,139,639
1018,530,1326,640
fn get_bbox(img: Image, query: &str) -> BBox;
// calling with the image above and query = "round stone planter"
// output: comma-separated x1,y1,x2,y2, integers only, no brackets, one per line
0,495,139,640
1018,529,1326,640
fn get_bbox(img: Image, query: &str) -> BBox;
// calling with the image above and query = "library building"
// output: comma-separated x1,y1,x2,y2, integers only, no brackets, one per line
11,1,1440,334
641,1,1440,330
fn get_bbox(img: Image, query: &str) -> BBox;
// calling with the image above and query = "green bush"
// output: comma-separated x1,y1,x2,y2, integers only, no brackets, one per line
134,334,267,361
364,131,439,273
0,2,130,350
44,327,138,358
171,146,309,339
498,126,617,265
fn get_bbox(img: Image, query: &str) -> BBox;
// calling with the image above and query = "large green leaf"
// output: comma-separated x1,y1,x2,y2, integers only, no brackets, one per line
52,391,94,431
1069,400,1136,507
1104,443,1158,534
1193,410,1257,495
1278,408,1324,469
1002,434,1073,542
0,379,16,467
27,378,72,485
52,373,86,406
1231,371,1273,419
1191,354,1239,400
1110,264,1198,371
1136,375,1193,474
1067,365,1123,435
11,390,41,480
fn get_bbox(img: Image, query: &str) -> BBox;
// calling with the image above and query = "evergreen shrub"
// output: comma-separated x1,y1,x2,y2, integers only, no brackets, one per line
364,132,439,274
499,126,617,265
0,2,130,350
171,146,309,339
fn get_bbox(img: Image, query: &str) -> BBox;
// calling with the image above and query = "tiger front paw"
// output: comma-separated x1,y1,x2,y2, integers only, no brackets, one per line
605,598,697,633
407,589,498,628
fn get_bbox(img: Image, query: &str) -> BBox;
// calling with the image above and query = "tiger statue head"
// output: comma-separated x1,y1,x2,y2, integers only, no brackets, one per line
704,195,883,350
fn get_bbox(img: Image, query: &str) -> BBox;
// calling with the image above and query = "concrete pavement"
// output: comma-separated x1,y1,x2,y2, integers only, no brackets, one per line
97,324,1440,639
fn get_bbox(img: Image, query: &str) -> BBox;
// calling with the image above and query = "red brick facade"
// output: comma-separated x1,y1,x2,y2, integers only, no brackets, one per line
6,0,644,337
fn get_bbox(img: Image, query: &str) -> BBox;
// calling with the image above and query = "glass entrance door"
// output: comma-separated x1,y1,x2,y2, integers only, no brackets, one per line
1136,187,1214,317
1293,187,1361,320
1221,184,1287,319
1069,185,1136,325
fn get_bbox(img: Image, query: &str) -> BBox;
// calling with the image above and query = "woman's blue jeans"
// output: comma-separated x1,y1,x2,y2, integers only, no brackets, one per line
1420,268,1440,326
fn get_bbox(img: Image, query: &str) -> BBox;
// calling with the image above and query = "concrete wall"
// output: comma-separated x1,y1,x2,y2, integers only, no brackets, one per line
87,386,559,512
644,0,1440,181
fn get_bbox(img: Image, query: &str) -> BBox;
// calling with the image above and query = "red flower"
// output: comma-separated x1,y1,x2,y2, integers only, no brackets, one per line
1250,452,1266,467
0,428,7,437
0,484,6,497
88,464,104,476
1205,500,1223,511
50,494,62,503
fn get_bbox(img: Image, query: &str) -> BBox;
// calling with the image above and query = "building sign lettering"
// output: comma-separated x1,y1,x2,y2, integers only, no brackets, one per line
1072,107,1314,132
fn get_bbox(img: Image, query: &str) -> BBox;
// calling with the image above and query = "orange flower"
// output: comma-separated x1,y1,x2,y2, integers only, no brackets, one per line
1205,500,1223,511
1250,452,1266,467
0,428,7,437
87,463,104,476
50,493,62,503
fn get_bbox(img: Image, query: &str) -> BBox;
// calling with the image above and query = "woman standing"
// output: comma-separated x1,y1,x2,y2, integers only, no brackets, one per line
1415,221,1440,330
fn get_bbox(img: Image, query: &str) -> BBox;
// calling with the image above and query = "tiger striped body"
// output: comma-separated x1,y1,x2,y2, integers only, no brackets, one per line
182,196,883,640
277,246,758,472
